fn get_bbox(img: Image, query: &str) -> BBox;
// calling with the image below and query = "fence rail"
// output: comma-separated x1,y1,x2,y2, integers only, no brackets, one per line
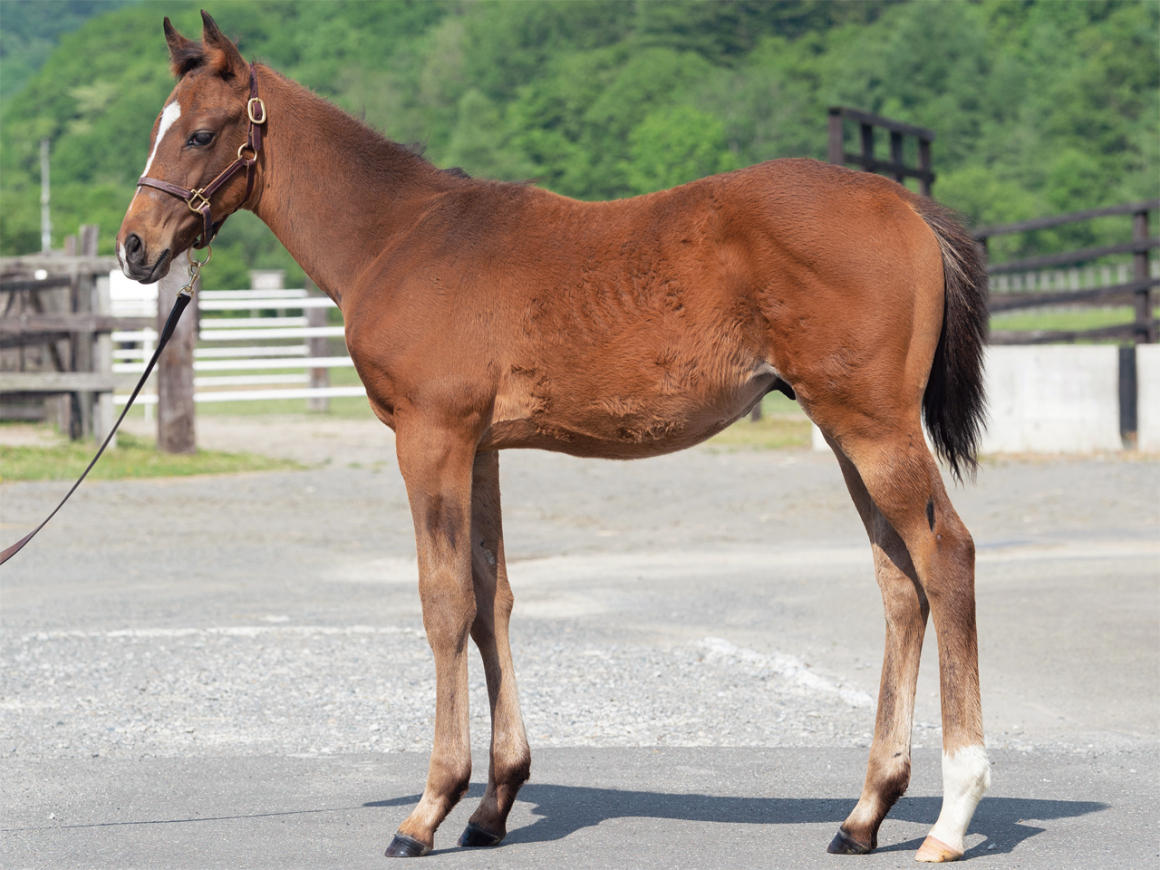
976,199,1160,345
0,227,127,439
110,283,362,410
827,106,935,196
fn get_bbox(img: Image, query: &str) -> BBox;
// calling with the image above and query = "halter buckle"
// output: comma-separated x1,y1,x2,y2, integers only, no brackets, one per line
186,188,211,214
247,97,267,125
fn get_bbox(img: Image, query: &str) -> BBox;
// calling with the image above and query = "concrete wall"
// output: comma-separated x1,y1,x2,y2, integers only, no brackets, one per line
980,345,1122,454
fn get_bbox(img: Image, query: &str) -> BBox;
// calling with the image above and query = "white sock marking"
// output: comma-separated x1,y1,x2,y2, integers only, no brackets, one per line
928,744,991,852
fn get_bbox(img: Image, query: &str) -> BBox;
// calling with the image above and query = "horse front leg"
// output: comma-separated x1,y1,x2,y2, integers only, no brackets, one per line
458,450,531,848
386,422,478,858
826,442,929,855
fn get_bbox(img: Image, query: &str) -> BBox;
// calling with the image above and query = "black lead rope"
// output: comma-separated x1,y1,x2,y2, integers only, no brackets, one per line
0,288,194,567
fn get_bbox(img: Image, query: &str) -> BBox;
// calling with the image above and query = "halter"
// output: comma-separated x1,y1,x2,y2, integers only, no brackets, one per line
136,66,267,249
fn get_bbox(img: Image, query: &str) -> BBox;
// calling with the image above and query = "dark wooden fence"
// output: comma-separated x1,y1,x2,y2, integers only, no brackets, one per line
0,226,149,440
975,200,1160,345
827,106,935,196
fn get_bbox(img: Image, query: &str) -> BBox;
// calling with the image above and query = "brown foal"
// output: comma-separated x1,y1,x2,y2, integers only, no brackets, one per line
117,13,990,862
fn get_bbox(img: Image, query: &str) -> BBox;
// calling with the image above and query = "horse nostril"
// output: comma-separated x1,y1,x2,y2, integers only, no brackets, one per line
124,233,143,263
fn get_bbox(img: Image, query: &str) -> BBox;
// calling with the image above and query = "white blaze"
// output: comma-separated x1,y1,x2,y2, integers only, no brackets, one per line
143,101,182,177
126,101,182,214
122,101,182,278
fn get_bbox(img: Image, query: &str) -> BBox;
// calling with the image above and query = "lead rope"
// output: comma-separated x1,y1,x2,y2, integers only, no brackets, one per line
0,250,210,567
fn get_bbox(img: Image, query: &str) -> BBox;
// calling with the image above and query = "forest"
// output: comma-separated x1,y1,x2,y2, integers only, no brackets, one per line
1,0,1156,289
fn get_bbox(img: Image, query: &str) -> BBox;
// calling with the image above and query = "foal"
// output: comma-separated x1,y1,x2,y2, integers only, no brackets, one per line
117,13,990,862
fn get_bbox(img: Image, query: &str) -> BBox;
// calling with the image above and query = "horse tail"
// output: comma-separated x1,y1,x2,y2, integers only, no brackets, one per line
914,197,989,482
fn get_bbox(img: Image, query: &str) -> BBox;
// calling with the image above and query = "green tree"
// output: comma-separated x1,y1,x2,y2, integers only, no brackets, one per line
626,105,738,192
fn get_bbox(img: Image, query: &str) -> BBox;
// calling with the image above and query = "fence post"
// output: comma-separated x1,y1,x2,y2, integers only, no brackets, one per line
157,251,198,453
69,224,100,440
827,109,844,165
889,130,905,185
48,235,77,434
93,272,114,446
306,279,330,412
859,122,874,169
1119,345,1138,449
1133,208,1154,343
918,137,933,197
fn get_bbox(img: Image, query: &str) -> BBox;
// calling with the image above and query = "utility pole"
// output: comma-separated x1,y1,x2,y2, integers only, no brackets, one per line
40,138,52,251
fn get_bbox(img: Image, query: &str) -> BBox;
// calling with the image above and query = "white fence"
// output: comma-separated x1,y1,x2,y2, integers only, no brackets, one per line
990,260,1160,295
109,278,364,409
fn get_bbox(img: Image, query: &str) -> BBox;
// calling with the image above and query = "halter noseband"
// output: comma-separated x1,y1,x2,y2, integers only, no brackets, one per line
136,66,267,249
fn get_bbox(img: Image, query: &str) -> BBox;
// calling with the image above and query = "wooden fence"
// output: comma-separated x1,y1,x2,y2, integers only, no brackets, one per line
0,226,148,440
827,106,935,196
976,200,1159,345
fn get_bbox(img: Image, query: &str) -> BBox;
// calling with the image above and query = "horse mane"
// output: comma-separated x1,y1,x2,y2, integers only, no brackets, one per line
256,65,477,193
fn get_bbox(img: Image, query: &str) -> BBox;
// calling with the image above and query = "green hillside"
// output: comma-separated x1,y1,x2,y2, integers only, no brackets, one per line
1,0,1156,290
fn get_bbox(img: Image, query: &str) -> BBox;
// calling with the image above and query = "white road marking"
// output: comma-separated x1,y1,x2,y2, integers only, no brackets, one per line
19,624,422,642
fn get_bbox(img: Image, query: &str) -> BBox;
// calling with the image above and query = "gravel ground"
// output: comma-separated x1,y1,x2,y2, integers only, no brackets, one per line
2,416,1157,764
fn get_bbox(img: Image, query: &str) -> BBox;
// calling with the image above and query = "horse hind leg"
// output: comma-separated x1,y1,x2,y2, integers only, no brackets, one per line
824,422,989,862
824,438,929,855
459,450,531,848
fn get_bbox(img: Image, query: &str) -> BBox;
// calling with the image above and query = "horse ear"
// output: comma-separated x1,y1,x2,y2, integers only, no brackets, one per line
164,17,204,78
200,10,247,81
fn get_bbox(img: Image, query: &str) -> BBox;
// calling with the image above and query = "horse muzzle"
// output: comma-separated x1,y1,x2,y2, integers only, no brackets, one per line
117,231,173,284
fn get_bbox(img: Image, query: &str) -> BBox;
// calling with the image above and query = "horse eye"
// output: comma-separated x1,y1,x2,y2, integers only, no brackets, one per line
186,130,215,148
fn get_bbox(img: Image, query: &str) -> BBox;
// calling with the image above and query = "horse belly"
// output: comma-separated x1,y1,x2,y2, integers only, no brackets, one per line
484,354,777,458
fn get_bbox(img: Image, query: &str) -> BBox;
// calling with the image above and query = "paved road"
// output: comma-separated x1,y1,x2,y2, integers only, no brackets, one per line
1,419,1157,867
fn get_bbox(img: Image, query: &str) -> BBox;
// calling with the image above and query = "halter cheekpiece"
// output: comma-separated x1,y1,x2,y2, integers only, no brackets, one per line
136,66,267,248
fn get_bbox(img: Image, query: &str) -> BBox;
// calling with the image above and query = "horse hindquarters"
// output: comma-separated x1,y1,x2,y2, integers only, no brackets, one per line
797,192,989,861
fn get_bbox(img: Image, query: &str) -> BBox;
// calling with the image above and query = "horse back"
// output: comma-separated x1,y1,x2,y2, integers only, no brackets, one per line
345,159,943,455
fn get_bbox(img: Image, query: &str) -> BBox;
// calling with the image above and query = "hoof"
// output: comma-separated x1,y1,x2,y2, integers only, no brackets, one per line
458,821,504,848
915,835,963,863
385,833,430,858
827,827,873,855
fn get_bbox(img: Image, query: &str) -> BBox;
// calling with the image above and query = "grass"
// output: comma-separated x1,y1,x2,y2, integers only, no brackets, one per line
0,430,300,483
708,393,812,450
990,305,1157,336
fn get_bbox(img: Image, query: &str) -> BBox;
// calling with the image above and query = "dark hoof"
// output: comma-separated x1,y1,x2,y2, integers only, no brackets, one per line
458,822,504,848
385,833,430,858
826,828,873,855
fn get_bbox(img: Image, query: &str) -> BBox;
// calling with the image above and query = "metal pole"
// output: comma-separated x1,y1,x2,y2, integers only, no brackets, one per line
40,139,52,252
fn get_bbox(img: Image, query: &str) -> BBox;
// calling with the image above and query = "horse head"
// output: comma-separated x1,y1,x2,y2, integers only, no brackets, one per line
117,11,260,282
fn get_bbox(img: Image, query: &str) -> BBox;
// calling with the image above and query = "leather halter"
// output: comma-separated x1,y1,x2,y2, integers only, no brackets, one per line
136,66,267,249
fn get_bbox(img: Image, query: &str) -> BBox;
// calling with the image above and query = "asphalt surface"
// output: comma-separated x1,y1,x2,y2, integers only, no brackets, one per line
1,418,1157,868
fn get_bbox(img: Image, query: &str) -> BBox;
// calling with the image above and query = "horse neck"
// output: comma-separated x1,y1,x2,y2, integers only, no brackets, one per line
248,66,451,303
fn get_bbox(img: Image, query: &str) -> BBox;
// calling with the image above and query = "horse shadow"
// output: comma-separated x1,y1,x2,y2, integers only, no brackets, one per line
366,784,1105,859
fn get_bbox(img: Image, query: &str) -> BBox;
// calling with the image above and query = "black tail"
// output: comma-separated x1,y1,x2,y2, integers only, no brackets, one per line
915,198,989,482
